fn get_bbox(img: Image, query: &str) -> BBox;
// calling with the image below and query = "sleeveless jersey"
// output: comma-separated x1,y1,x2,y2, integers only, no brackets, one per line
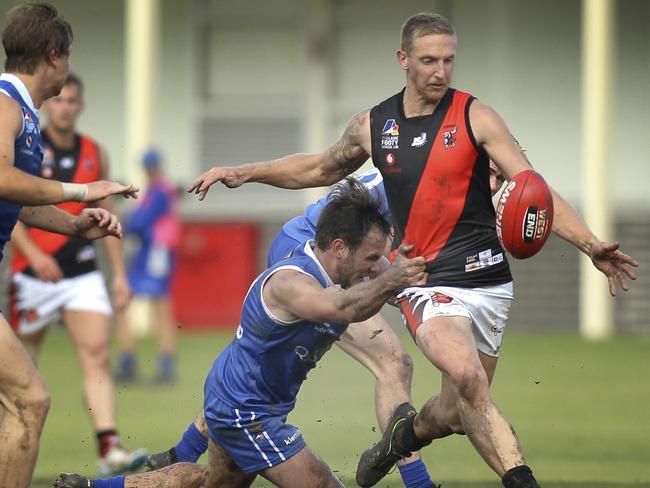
0,74,43,262
204,240,348,415
281,168,391,243
370,88,511,287
11,131,102,277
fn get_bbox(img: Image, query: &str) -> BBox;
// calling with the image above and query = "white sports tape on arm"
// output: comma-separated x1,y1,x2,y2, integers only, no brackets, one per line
61,182,89,202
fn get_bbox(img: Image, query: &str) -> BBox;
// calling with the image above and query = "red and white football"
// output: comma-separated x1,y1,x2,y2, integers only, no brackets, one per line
495,170,554,259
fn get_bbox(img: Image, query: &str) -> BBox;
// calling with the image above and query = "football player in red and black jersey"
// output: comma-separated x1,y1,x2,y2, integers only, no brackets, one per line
9,73,148,476
188,12,637,488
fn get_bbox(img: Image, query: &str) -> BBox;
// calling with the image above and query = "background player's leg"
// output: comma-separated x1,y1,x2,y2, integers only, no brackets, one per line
260,445,343,488
64,309,147,474
114,309,137,381
413,316,525,476
18,326,48,364
0,316,50,488
151,296,176,383
338,314,434,487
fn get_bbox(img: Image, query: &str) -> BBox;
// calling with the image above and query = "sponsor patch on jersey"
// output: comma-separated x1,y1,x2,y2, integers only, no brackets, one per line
411,132,427,147
465,249,504,272
381,119,399,149
443,126,457,149
284,428,302,446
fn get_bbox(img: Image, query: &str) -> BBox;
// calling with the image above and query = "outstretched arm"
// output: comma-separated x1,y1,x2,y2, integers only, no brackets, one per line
0,95,139,204
19,205,123,240
188,110,372,200
471,101,638,295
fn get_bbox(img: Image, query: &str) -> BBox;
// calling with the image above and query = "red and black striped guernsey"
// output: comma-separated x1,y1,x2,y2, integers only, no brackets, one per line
370,88,512,288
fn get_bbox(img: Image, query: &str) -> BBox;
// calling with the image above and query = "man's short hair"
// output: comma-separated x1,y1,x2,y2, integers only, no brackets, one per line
2,3,73,74
401,12,456,54
316,178,391,252
64,72,83,95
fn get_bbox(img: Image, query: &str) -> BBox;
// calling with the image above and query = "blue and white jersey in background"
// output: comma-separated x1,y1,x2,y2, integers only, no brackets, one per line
0,74,43,261
205,240,348,416
281,168,390,246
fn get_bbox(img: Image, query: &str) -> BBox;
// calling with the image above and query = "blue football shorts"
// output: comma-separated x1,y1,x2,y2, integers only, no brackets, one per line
204,394,305,474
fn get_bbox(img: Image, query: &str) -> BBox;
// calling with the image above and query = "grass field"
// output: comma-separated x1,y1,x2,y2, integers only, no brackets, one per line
33,327,650,487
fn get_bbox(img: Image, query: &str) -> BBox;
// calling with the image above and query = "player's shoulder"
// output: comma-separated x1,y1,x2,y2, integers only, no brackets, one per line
0,90,21,115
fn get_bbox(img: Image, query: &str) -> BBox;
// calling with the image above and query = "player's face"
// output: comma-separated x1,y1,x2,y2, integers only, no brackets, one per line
400,33,456,104
43,82,83,131
338,227,388,289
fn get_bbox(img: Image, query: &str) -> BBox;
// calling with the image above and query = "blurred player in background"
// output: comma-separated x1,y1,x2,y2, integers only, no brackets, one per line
114,148,181,384
145,168,436,488
55,179,427,488
9,73,148,476
186,12,638,488
0,4,138,486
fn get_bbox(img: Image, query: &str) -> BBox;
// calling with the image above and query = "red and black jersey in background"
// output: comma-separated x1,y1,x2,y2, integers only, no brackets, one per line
11,131,103,278
370,88,512,288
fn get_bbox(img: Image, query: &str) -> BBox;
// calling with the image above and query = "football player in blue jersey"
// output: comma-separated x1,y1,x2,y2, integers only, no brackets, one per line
54,179,426,488
0,4,138,487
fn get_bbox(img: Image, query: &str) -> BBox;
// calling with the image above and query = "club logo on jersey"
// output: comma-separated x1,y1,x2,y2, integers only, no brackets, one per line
381,119,399,149
22,108,37,133
26,136,33,147
386,153,395,166
411,132,427,147
384,152,401,173
443,126,457,149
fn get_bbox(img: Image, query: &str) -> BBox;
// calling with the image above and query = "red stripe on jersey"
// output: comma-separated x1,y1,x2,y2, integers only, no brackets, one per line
11,135,102,273
401,90,478,263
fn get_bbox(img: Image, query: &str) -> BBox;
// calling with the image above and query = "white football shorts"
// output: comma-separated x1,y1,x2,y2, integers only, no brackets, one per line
10,270,112,336
397,282,514,357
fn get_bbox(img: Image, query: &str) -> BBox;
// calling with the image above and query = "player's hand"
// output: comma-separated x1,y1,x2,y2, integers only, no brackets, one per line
111,274,131,312
589,240,639,296
29,252,64,282
188,166,243,201
386,243,427,288
73,208,123,240
86,181,139,202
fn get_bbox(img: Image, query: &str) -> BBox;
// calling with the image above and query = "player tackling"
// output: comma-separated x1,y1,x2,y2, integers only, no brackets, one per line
54,179,427,488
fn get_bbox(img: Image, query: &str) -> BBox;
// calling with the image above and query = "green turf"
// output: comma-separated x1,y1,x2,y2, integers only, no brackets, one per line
34,328,650,487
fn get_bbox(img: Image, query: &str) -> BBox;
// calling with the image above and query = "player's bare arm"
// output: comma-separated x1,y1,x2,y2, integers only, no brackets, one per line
0,95,139,204
188,110,372,201
97,146,131,310
265,244,425,324
471,100,638,295
19,205,123,240
11,222,64,282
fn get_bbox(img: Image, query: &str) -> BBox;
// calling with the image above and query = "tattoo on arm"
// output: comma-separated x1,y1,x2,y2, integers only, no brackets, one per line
328,111,370,177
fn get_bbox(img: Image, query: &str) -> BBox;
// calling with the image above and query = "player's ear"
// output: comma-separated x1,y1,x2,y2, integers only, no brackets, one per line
331,238,347,258
396,50,408,70
46,48,59,66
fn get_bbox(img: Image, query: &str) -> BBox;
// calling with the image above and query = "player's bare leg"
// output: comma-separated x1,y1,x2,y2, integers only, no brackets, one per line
0,317,50,488
261,445,343,488
412,316,525,475
64,310,116,430
54,462,207,488
338,313,435,485
338,313,415,430
413,351,498,439
64,309,148,474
